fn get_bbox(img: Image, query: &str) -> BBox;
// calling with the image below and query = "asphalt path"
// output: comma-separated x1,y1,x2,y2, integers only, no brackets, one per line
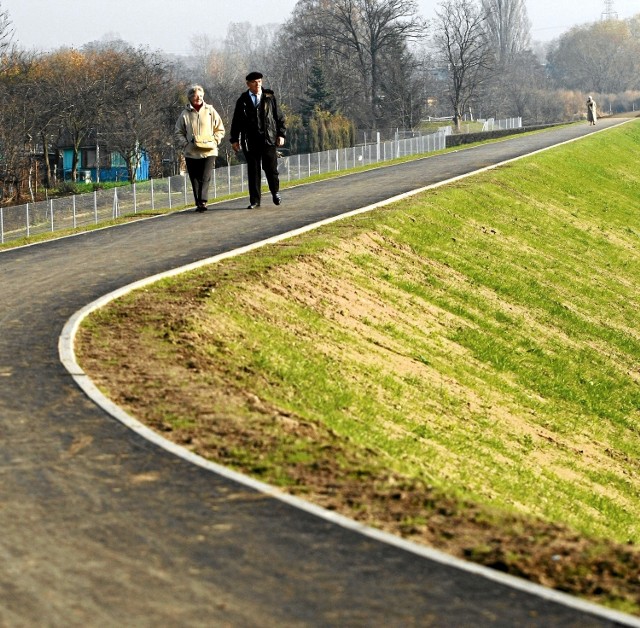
1,118,638,627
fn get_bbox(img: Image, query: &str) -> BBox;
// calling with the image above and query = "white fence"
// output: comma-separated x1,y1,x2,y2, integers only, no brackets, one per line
0,119,519,245
482,117,522,132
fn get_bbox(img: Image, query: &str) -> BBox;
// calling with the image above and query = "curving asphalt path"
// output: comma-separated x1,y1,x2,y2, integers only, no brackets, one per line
2,118,639,627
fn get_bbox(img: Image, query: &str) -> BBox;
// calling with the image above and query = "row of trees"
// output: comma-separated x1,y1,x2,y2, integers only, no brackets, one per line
0,31,182,196
1,0,640,204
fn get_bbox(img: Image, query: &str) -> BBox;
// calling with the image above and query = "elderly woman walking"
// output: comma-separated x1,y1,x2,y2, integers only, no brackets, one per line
586,95,597,126
175,84,225,212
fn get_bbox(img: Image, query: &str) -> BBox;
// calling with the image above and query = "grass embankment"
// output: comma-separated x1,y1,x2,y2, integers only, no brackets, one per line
77,120,640,614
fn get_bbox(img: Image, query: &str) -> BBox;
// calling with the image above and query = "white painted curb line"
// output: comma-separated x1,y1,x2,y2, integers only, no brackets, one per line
59,121,640,627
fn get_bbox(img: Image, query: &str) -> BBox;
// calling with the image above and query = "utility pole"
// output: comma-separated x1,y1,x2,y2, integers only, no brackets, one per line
601,0,618,20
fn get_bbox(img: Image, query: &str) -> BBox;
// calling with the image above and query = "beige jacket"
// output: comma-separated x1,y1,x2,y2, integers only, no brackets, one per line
175,102,225,159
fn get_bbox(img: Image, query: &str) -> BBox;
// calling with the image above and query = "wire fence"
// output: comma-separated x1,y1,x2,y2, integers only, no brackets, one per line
0,118,521,245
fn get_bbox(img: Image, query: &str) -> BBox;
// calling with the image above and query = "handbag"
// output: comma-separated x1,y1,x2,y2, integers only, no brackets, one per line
192,134,216,149
190,111,217,149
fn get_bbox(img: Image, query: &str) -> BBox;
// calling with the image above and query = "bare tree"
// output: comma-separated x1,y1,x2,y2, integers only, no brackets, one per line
547,19,640,93
197,45,244,166
433,0,493,130
25,52,73,187
291,0,426,126
280,15,361,121
0,1,14,57
221,21,280,80
482,0,530,64
31,49,104,182
482,49,547,120
0,52,32,201
378,42,423,127
477,0,540,123
97,47,178,182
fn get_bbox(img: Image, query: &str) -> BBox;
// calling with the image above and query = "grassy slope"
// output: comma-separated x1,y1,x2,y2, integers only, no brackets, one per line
77,120,640,613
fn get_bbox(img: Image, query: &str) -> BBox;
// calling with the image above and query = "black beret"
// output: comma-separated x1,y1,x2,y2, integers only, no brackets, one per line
245,71,263,81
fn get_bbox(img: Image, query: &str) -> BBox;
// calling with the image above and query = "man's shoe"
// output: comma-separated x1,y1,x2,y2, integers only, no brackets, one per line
273,193,281,206
195,204,207,212
247,202,260,209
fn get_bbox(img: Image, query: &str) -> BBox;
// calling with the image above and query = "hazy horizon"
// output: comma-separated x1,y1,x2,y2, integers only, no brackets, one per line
3,0,638,56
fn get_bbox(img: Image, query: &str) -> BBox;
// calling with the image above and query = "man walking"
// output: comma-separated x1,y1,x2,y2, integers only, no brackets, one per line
230,72,286,209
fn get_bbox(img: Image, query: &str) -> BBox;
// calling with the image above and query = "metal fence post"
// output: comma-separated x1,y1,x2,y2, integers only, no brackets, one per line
168,177,172,210
26,203,30,237
94,191,98,224
151,179,155,210
1,207,4,244
133,182,137,214
112,188,119,218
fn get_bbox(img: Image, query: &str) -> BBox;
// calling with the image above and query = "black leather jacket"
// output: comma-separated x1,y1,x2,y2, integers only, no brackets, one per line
229,89,286,153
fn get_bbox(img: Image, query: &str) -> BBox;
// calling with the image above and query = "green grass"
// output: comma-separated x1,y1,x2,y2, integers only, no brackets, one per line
128,119,640,542
74,119,640,612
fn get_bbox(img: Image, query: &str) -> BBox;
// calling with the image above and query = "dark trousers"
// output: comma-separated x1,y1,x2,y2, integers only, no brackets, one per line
185,156,216,206
244,144,279,205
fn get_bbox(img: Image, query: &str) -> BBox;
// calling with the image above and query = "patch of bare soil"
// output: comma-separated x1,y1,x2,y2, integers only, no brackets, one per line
76,278,640,617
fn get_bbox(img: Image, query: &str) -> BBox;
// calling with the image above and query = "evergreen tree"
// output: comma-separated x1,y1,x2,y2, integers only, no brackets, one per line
300,63,336,122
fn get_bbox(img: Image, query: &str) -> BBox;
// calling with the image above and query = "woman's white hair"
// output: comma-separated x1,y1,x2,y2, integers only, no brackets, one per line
187,84,204,98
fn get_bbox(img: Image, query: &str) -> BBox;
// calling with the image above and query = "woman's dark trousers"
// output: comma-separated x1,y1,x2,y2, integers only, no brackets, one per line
185,155,216,206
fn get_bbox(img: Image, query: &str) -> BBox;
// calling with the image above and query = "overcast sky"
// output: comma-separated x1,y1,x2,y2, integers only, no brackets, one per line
3,0,639,56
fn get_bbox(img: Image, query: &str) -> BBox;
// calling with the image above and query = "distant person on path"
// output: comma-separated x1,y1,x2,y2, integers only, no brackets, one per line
230,72,286,209
175,84,225,212
586,95,597,126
